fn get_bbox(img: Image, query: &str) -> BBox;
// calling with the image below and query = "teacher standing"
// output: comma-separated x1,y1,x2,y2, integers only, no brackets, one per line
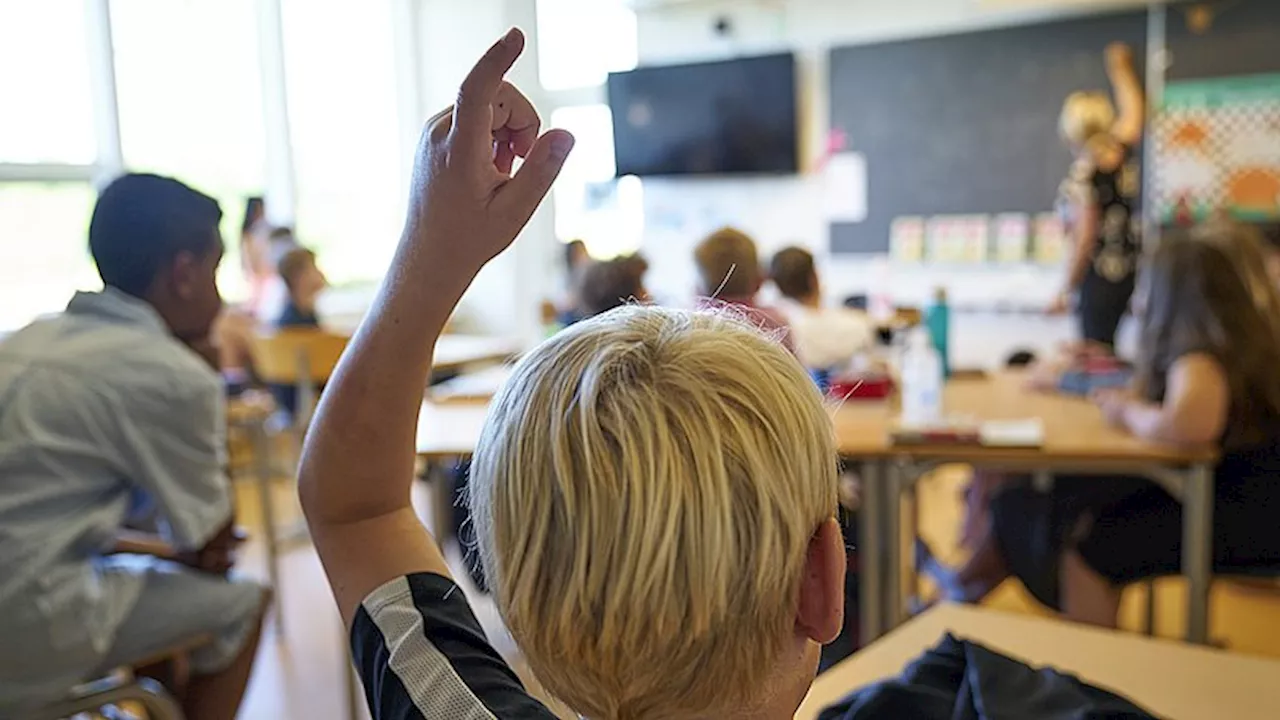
1050,43,1145,349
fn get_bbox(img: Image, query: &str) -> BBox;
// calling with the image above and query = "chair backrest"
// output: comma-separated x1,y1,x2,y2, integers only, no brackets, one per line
249,329,348,385
249,329,348,428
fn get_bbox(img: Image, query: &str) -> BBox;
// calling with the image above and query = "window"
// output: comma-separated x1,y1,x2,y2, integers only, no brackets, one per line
0,0,96,165
281,0,405,285
551,105,643,259
536,0,637,91
111,0,267,300
0,184,99,330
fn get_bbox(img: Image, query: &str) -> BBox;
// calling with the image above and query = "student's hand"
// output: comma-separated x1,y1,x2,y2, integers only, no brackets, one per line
404,28,574,276
175,521,247,576
183,334,222,371
1092,387,1132,428
1105,42,1133,70
1046,291,1071,315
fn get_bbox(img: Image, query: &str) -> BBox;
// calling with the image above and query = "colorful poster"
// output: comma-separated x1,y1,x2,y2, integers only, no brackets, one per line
1033,213,1067,265
959,215,991,263
1153,74,1280,222
994,213,1031,263
927,216,963,263
890,216,925,262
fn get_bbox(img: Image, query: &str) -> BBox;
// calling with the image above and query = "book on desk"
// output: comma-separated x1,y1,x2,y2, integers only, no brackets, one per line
891,417,1045,448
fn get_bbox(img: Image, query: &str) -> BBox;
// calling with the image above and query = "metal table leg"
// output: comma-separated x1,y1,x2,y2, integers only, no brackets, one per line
884,459,906,630
1183,464,1214,644
857,460,883,644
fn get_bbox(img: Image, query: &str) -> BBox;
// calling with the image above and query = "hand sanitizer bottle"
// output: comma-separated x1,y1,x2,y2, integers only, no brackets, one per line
901,326,944,427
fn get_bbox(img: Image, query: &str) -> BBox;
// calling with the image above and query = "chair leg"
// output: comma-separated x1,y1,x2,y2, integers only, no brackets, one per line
24,679,183,720
252,417,284,637
1142,579,1157,636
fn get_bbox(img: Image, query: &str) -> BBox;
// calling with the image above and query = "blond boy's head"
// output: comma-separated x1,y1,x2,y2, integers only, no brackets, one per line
469,306,843,719
695,227,763,299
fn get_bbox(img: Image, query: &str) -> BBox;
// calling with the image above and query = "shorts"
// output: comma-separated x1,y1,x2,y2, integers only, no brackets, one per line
990,465,1280,611
0,556,267,713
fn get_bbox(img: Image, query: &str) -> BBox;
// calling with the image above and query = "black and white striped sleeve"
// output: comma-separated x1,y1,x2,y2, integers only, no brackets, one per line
351,573,558,720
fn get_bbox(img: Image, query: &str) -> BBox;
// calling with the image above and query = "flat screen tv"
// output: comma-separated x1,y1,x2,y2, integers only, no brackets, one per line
607,53,798,177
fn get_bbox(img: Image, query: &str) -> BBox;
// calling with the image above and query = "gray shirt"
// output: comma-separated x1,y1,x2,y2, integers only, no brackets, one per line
0,288,231,661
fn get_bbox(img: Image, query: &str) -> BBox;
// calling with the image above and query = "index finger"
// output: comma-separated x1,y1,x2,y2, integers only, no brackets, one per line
454,28,525,145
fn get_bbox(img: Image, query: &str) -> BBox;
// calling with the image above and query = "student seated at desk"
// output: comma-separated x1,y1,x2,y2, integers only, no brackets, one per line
275,245,328,328
694,226,795,352
923,221,1280,629
297,31,845,720
769,246,874,372
578,253,649,316
0,174,268,720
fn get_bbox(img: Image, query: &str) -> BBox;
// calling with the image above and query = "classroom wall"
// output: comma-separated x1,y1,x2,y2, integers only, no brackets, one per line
633,0,1153,368
407,0,561,344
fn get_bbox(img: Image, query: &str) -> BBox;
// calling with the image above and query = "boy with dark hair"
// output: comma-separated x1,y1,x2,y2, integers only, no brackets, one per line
0,173,268,720
769,246,874,371
578,254,649,316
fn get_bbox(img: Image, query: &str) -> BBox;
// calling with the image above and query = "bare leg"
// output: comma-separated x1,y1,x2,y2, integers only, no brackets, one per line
1060,549,1122,628
918,521,1010,604
960,469,1007,549
182,593,270,720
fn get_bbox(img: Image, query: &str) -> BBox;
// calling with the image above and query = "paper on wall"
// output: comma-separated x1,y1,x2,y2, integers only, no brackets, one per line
890,216,926,262
994,213,1030,263
825,152,868,223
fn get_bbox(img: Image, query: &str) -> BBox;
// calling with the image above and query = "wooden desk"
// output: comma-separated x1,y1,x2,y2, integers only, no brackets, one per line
416,401,490,460
796,604,1280,720
432,335,521,374
835,373,1219,645
428,365,512,404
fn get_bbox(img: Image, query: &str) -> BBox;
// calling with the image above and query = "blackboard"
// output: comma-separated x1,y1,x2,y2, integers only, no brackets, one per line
828,11,1148,255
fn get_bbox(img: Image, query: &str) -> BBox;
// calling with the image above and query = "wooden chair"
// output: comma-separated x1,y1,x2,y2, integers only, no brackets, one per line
244,329,347,635
248,329,348,431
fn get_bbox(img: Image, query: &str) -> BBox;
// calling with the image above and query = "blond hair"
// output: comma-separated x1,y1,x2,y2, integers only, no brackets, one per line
469,305,837,719
695,226,762,298
1060,91,1116,147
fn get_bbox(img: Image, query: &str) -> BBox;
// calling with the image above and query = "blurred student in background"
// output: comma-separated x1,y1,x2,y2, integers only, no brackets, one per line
0,174,267,720
578,254,649,316
238,196,270,309
924,222,1280,628
769,246,874,372
276,246,329,329
552,238,593,327
1049,43,1144,350
694,226,794,352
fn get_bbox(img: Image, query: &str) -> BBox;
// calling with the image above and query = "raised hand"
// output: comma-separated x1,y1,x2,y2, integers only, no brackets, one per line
1105,42,1133,70
405,27,575,273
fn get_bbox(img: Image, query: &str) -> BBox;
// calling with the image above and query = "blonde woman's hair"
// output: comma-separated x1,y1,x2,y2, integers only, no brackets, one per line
1060,91,1116,147
468,305,838,719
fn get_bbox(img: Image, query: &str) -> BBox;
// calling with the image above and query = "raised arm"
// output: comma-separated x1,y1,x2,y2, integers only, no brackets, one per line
1105,42,1145,146
296,28,574,625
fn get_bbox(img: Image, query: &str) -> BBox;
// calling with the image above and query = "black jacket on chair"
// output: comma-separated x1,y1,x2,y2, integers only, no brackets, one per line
818,634,1158,720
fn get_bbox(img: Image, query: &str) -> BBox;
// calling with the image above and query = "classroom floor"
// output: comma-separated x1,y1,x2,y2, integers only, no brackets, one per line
227,464,1280,720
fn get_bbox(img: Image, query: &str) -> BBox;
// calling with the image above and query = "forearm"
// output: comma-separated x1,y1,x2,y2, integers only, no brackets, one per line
298,235,474,525
111,530,177,558
1121,400,1204,445
1064,237,1093,291
1108,57,1145,143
